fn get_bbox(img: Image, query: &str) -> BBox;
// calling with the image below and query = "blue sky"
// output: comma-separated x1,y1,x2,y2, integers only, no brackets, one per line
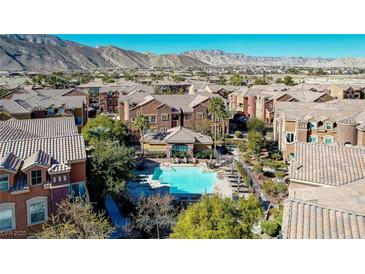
56,34,365,58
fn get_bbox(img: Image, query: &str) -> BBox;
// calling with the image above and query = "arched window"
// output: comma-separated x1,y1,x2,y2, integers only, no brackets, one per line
344,142,352,147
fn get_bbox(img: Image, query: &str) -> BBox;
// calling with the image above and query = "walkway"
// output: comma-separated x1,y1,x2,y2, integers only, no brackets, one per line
232,148,270,211
104,195,131,239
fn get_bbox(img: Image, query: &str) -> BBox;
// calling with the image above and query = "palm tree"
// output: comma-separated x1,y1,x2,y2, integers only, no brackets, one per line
134,114,150,156
208,97,226,157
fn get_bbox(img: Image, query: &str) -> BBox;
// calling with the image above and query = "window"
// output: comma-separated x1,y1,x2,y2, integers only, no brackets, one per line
159,127,168,133
69,182,86,199
285,132,295,143
59,108,65,115
172,114,180,121
27,197,48,226
75,117,83,126
0,174,9,191
325,122,333,130
308,122,316,130
148,115,157,124
63,175,67,181
58,176,62,182
108,98,113,105
196,112,204,119
47,107,54,115
0,204,15,232
161,113,169,121
172,144,188,153
31,170,42,185
324,136,334,145
288,153,295,161
308,135,318,143
52,176,56,183
184,113,192,120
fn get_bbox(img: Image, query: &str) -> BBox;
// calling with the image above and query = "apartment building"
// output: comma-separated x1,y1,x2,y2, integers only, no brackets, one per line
119,91,227,134
0,117,88,238
0,88,88,130
282,142,365,239
189,81,241,98
152,81,192,94
274,99,365,160
228,85,333,123
292,83,365,99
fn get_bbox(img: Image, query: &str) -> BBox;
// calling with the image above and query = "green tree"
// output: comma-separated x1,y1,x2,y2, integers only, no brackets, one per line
283,76,295,86
170,74,185,82
275,182,288,194
134,113,150,156
234,131,242,138
133,194,177,239
247,131,264,155
82,115,128,145
102,73,116,84
253,77,269,85
33,198,114,239
261,220,280,237
208,97,227,156
316,68,326,75
218,75,227,85
89,140,135,201
229,74,245,86
170,195,262,239
262,180,276,195
247,118,266,134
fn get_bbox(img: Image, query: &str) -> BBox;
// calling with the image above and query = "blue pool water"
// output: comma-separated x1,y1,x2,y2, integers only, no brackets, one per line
152,166,218,194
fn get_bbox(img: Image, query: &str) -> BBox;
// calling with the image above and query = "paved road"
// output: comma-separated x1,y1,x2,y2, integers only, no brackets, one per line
232,148,270,211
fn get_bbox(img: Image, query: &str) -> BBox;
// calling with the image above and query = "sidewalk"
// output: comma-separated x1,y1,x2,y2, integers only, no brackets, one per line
232,148,270,211
105,195,131,239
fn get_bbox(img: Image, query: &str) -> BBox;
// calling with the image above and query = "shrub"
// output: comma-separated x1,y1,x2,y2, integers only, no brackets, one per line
261,220,280,237
275,183,288,194
196,149,215,159
148,151,166,158
262,180,275,195
253,164,262,173
234,131,242,138
276,171,286,179
172,151,188,158
270,152,281,162
238,141,247,153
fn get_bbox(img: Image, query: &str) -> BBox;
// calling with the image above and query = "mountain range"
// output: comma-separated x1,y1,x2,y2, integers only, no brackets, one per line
0,34,365,71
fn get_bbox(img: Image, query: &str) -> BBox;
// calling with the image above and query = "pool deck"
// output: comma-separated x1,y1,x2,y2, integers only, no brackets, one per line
129,158,234,200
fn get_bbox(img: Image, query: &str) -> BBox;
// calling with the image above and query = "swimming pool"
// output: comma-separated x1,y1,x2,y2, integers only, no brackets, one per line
152,166,218,194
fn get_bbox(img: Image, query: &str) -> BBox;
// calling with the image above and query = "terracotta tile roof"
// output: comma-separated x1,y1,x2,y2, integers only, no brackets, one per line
276,99,365,124
289,142,365,187
0,117,78,141
283,179,365,239
143,126,213,145
282,198,365,239
21,149,52,171
0,135,86,173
